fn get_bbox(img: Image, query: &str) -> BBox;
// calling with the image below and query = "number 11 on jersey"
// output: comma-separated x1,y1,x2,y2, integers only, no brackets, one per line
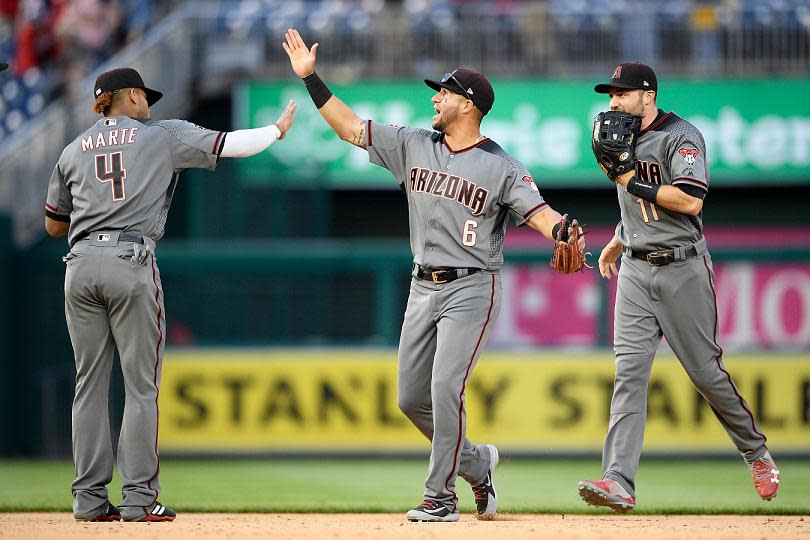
636,197,659,223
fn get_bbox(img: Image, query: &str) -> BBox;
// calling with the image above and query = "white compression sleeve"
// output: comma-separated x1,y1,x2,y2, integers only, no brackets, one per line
220,124,281,158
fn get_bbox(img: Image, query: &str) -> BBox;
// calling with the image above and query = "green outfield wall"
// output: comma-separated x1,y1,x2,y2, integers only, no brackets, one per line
237,79,810,187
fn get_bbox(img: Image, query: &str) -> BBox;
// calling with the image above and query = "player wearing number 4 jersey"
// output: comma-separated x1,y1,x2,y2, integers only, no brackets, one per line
283,29,586,522
45,68,297,522
579,62,780,513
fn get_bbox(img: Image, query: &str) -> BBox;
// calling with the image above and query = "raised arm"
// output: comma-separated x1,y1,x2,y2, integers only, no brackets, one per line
221,99,297,158
282,28,367,149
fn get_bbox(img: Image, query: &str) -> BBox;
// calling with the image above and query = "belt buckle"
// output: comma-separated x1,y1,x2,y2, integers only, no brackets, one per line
431,270,448,284
646,251,671,266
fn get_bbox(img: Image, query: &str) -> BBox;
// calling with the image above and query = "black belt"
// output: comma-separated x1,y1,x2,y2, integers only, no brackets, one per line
626,245,698,266
80,232,144,244
414,264,481,284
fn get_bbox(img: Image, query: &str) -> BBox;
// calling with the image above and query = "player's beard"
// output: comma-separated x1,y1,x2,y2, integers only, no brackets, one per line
611,91,645,118
432,105,459,132
625,92,645,117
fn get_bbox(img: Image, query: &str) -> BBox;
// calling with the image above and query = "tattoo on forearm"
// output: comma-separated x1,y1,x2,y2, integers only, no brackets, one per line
351,121,367,148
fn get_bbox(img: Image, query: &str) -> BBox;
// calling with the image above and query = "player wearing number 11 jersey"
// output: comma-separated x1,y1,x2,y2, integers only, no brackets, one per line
579,62,779,513
45,67,296,522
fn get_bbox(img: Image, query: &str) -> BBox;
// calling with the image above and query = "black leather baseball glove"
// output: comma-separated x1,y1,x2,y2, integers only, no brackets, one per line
591,111,641,179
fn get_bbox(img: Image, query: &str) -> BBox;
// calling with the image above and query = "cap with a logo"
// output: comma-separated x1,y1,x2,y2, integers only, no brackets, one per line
94,67,163,106
425,68,495,116
594,62,657,94
0,63,8,72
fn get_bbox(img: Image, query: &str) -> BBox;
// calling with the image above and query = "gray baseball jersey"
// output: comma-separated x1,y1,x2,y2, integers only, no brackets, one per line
366,120,546,512
46,116,223,245
615,111,709,251
48,115,224,521
366,120,547,269
598,110,768,500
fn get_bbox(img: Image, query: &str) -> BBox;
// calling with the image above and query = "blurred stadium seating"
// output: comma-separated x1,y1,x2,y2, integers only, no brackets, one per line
2,0,808,132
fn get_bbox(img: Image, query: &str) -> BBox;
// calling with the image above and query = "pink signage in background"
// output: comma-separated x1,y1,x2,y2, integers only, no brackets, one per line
491,268,600,347
491,237,810,351
714,264,810,349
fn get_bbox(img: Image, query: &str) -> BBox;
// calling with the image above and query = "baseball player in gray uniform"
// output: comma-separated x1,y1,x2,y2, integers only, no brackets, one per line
283,29,585,522
45,67,296,522
578,63,780,512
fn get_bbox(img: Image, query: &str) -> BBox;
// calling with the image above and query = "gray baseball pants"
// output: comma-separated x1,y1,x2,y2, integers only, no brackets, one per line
604,248,767,495
64,239,165,520
397,271,499,511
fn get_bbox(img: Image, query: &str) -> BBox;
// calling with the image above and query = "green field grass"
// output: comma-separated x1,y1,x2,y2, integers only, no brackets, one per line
0,458,807,514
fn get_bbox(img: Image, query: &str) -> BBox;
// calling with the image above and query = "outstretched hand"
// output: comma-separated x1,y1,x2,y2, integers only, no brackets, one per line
275,99,297,140
282,28,318,79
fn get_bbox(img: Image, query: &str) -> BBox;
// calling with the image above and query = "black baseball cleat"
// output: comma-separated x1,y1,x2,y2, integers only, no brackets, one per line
406,499,459,522
76,502,122,522
472,444,499,520
124,501,176,522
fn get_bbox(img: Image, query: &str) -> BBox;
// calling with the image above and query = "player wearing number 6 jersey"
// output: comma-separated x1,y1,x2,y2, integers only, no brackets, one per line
283,29,585,522
579,63,779,513
45,67,296,522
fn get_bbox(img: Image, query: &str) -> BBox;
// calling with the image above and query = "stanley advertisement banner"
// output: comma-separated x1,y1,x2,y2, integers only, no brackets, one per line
158,351,810,454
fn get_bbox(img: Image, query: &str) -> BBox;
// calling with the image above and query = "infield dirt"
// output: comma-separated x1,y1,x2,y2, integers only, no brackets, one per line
1,513,808,540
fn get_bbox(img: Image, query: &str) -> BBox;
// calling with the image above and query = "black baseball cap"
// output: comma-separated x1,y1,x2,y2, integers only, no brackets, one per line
94,67,163,106
425,68,495,116
594,62,657,94
0,63,8,72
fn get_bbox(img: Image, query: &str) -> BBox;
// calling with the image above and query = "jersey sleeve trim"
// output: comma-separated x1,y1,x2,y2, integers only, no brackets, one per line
672,176,707,190
212,131,225,155
675,183,707,200
45,202,58,213
367,119,373,147
523,202,548,219
45,209,70,222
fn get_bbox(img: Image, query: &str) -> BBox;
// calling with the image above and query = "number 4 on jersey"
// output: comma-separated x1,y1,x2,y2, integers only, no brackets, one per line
96,152,127,201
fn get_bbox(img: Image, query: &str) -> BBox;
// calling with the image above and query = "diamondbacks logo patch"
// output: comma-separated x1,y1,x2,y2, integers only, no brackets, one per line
679,148,699,167
612,66,622,79
522,175,539,192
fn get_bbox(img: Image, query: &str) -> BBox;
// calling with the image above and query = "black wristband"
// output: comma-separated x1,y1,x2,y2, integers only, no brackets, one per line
302,72,333,109
626,176,661,204
551,222,561,240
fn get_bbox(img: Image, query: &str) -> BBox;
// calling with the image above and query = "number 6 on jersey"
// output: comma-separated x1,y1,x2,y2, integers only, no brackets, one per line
462,219,478,246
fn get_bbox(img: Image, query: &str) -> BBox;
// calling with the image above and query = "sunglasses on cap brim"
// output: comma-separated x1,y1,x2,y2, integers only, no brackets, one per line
441,72,472,98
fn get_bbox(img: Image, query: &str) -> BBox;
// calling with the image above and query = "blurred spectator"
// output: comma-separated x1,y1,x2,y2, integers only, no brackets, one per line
121,0,154,44
690,0,722,74
0,0,175,143
55,0,122,94
1,0,809,145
